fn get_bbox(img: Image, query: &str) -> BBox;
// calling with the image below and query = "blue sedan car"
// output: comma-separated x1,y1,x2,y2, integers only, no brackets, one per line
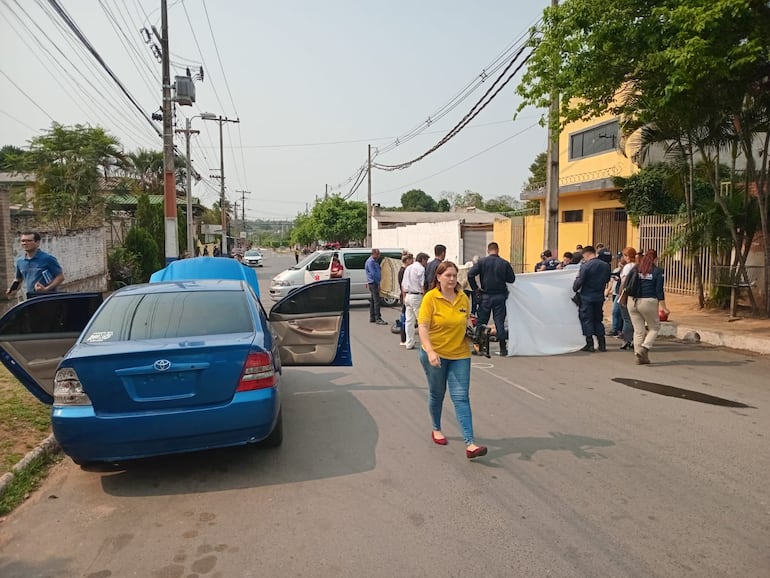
0,258,351,465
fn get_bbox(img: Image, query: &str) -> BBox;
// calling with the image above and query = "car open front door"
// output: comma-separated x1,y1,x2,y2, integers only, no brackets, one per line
269,278,352,366
0,293,103,403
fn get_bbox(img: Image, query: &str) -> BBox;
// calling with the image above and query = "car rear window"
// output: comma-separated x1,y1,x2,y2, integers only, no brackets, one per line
84,291,254,343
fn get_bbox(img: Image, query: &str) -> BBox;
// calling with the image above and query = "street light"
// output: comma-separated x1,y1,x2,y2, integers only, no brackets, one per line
200,113,239,256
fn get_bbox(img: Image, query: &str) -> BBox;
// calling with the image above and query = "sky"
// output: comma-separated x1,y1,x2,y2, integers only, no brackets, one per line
0,0,551,220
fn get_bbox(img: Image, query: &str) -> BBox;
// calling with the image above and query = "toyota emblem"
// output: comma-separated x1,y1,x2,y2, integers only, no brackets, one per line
153,359,172,372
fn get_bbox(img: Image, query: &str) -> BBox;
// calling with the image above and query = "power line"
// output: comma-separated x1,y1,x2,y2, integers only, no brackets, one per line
0,108,44,132
371,122,540,198
45,0,162,139
31,0,159,144
373,47,532,171
195,118,530,150
201,0,238,117
0,68,54,122
181,1,245,189
2,0,153,146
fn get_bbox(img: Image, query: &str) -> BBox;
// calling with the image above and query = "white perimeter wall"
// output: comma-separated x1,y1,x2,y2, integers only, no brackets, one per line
372,220,462,263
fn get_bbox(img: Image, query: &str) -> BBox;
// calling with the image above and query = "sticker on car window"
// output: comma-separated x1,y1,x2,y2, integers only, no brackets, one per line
86,331,113,343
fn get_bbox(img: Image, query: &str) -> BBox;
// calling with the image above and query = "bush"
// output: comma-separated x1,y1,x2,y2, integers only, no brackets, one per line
123,227,161,282
107,247,142,290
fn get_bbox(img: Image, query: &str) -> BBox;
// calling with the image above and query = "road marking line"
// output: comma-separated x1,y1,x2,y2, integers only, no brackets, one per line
476,366,546,400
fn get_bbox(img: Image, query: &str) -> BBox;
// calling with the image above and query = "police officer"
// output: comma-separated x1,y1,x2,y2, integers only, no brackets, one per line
572,245,611,352
468,242,516,356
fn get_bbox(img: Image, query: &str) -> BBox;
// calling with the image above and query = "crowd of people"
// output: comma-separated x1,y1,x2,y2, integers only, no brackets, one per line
570,244,670,364
361,239,671,459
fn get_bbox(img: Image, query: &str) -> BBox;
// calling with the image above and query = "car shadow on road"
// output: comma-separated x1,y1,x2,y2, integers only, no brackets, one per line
98,369,377,497
474,431,615,463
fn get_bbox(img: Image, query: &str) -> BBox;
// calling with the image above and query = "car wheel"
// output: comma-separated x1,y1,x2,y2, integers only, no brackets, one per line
381,296,399,307
258,409,283,448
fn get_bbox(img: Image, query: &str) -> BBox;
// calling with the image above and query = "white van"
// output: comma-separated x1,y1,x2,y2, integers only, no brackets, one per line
269,248,403,304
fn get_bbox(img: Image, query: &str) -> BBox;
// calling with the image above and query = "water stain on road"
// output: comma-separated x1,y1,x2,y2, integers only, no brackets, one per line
613,378,755,408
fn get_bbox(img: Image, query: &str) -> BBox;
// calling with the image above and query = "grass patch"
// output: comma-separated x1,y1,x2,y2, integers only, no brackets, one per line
0,366,51,474
0,451,61,516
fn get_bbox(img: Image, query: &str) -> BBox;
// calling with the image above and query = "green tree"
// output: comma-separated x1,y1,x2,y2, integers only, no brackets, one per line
526,152,547,188
290,213,316,247
437,198,450,212
614,164,682,226
135,193,164,264
400,189,438,212
124,227,161,282
19,123,125,231
518,0,770,313
483,195,519,213
455,190,485,209
311,196,366,244
0,145,29,171
126,149,164,194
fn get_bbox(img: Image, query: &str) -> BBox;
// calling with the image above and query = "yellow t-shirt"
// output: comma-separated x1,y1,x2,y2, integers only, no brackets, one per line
418,288,471,359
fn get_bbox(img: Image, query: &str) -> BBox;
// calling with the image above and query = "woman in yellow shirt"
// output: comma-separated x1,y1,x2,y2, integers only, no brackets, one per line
418,261,487,459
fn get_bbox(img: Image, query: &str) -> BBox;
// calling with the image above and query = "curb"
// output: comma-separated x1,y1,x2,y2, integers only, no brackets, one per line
0,434,60,499
659,322,770,355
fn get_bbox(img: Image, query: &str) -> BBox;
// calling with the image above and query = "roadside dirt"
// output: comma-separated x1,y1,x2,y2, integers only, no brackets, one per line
0,366,51,475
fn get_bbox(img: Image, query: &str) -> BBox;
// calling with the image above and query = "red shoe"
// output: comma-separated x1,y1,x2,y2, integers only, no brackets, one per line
466,445,488,459
431,431,448,446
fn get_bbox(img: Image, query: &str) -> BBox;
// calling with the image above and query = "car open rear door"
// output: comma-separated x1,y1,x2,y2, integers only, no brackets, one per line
269,278,351,366
0,293,103,403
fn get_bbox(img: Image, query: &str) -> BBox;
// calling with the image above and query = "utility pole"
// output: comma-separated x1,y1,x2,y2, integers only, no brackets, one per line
201,115,240,256
324,183,328,200
175,119,199,257
366,144,372,247
236,189,250,242
544,0,560,253
159,0,177,263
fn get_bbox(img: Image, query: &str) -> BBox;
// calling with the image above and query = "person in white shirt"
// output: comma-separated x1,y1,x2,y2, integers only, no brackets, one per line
401,252,430,350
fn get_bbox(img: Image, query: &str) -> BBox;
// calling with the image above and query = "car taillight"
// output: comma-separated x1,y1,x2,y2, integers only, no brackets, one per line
236,352,277,392
53,367,92,405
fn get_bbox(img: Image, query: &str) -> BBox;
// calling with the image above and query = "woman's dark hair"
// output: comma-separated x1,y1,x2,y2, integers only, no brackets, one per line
562,251,573,260
432,260,460,292
638,249,657,275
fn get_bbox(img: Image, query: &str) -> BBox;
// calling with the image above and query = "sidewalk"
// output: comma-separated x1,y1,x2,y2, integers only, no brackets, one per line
633,293,770,355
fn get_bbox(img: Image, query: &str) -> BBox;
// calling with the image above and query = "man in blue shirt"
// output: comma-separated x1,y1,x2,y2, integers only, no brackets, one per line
572,245,611,352
468,242,516,356
365,248,387,325
6,231,64,299
423,244,446,293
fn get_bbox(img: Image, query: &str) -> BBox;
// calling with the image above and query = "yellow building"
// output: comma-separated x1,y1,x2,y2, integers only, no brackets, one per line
521,112,640,271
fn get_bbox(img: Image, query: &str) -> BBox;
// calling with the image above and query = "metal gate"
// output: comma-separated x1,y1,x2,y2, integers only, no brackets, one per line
510,216,526,273
593,208,627,264
638,215,712,295
462,227,492,265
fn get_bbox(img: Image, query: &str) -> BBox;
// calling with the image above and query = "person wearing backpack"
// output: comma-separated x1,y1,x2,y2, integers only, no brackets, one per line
628,249,671,364
616,247,638,350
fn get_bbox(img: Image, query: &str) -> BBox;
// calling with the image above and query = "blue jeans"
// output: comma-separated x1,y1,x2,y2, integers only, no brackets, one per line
611,297,623,334
418,350,475,444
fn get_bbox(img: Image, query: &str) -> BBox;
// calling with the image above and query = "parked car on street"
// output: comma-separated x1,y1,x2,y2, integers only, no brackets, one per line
269,248,403,306
243,249,264,267
0,258,351,466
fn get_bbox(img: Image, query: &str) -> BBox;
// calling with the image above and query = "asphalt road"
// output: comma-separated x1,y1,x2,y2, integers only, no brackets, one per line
1,251,768,577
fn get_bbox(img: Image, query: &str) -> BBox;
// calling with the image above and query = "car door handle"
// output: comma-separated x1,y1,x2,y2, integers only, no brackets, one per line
287,320,334,335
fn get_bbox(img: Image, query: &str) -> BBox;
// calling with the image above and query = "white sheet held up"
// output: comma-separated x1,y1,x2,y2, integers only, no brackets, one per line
504,269,586,356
